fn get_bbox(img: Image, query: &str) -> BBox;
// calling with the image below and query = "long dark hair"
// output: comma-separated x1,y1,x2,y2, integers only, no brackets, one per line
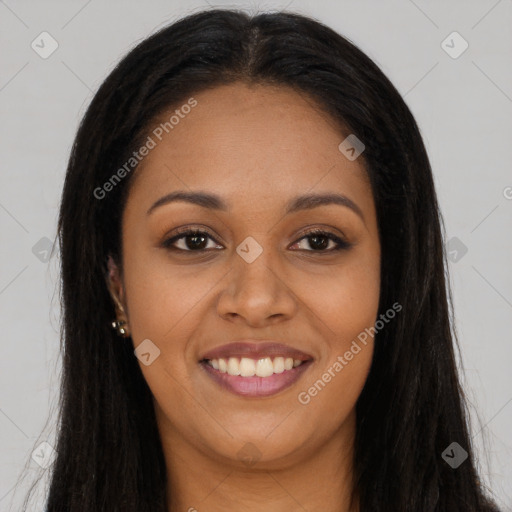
22,7,500,511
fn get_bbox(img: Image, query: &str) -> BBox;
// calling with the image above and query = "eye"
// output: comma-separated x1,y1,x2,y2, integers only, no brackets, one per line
161,228,222,252
291,228,352,253
161,227,352,253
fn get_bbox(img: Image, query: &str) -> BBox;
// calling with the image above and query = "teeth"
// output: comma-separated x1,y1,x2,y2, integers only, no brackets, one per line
256,357,274,377
227,357,240,376
239,357,256,377
206,356,305,377
273,356,285,373
218,358,228,373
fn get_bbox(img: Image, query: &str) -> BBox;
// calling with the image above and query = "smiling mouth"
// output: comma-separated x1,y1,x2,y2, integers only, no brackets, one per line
198,341,314,397
199,356,313,397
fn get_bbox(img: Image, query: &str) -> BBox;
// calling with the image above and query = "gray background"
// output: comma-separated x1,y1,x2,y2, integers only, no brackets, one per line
0,0,511,510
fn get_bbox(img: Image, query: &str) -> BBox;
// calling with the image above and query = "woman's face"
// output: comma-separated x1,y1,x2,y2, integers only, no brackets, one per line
110,82,381,469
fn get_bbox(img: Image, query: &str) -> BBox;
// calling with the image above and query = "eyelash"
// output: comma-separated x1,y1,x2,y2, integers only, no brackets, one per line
161,227,352,254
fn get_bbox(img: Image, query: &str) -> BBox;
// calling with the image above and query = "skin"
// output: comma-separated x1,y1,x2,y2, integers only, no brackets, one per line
108,82,381,512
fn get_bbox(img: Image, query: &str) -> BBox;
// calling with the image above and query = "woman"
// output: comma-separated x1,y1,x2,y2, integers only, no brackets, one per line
32,7,500,512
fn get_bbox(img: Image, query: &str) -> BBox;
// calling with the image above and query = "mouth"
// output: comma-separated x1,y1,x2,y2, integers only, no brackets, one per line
199,341,314,398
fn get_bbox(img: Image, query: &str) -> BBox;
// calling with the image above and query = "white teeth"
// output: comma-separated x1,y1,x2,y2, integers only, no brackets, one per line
239,357,256,377
206,356,306,377
218,358,228,373
255,357,274,377
227,357,241,376
273,356,285,373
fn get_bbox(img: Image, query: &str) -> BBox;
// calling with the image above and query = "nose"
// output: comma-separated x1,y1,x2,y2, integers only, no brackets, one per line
216,242,297,327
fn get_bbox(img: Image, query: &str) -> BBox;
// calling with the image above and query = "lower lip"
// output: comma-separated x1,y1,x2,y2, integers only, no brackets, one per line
200,360,313,398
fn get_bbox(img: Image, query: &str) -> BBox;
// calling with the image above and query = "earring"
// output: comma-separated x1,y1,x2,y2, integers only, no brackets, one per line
111,319,130,337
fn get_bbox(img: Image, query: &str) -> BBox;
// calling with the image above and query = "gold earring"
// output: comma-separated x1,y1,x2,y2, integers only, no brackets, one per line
111,319,130,337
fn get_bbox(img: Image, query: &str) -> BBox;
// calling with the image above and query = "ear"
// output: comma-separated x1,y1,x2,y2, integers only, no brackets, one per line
106,254,127,315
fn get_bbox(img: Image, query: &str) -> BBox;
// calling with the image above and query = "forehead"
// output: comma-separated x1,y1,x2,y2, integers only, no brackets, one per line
127,82,372,215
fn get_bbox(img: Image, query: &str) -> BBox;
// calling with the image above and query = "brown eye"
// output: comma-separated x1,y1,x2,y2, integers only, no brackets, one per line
162,229,222,252
290,229,352,253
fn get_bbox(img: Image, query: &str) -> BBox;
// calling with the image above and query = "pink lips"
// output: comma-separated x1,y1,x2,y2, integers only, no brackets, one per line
199,340,313,398
200,340,313,362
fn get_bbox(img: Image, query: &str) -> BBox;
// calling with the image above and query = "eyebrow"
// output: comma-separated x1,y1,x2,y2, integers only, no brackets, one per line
146,190,365,223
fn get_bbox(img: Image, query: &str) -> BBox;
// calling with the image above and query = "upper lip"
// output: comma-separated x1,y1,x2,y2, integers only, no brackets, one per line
200,340,314,362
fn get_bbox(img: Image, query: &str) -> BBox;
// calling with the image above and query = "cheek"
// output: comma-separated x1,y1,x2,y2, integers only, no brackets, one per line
122,248,208,344
302,250,380,340
295,346,373,441
121,255,207,426
294,251,379,416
